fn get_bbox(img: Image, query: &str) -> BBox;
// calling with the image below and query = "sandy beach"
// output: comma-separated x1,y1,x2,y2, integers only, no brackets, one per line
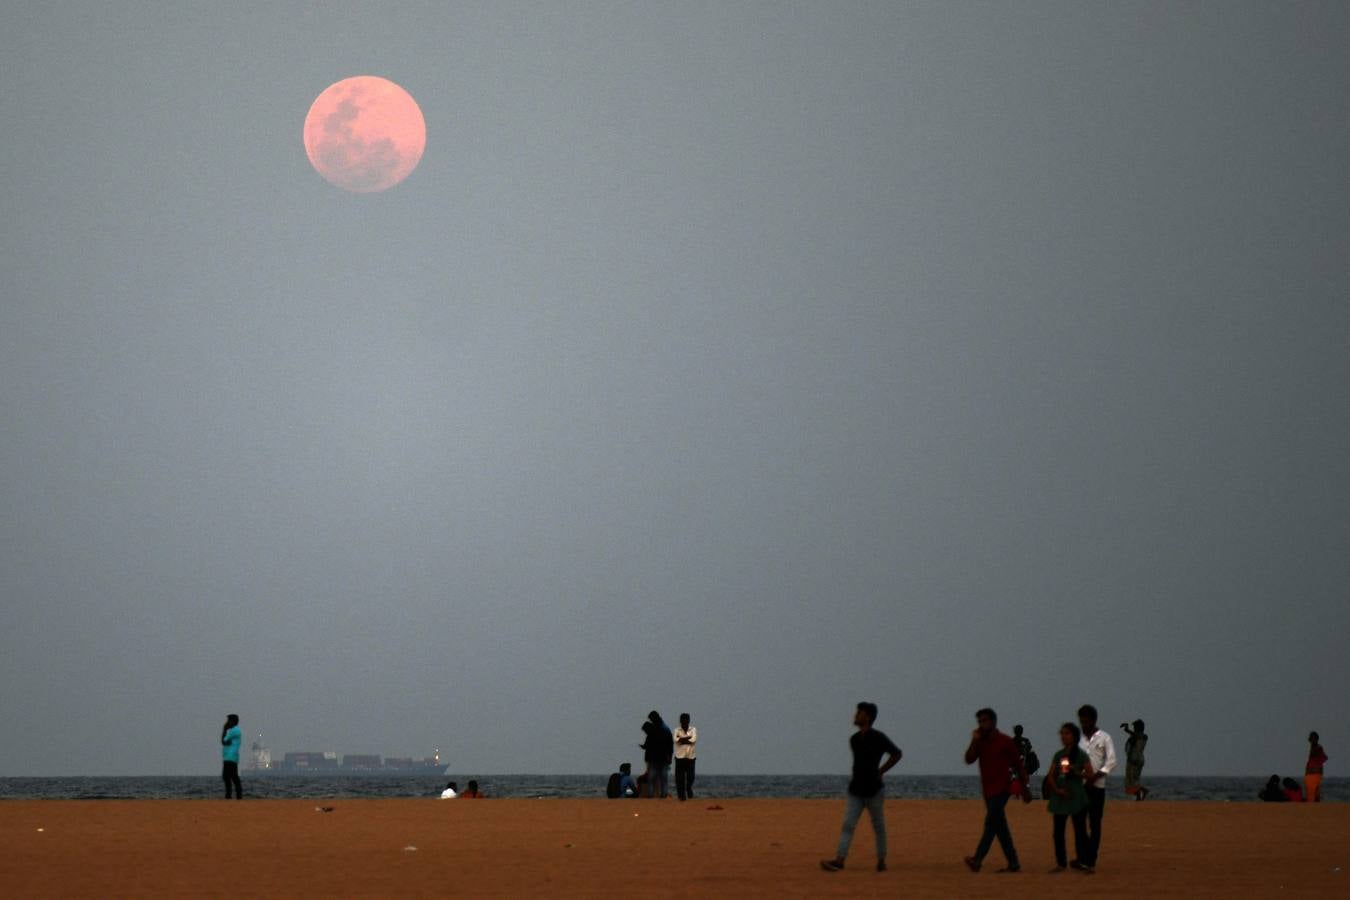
1,798,1344,897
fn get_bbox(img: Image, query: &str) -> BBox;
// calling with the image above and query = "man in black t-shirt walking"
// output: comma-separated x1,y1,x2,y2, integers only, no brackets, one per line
821,702,903,873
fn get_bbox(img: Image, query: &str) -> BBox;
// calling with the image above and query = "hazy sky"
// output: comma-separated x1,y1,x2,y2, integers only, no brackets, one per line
2,2,1346,778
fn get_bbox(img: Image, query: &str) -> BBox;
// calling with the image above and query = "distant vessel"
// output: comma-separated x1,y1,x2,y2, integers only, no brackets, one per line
247,735,446,777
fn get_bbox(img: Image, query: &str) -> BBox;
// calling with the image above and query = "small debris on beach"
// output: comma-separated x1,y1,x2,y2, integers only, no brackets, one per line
314,806,335,813
402,846,418,852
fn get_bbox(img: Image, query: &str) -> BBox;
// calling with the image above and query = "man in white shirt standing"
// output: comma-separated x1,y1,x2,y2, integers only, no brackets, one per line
1076,704,1117,870
674,713,698,801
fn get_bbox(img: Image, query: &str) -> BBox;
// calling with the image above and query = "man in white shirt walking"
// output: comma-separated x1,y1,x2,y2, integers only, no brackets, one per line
674,713,698,801
1076,704,1117,870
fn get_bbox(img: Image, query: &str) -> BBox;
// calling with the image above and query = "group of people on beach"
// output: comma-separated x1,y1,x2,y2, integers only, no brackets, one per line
438,780,483,799
820,702,1140,876
607,710,698,801
1259,732,1329,803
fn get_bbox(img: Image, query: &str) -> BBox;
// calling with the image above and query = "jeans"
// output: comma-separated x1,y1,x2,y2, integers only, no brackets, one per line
222,761,242,799
1084,786,1105,865
835,790,887,861
675,758,696,800
645,762,668,798
974,792,1018,867
1052,810,1089,868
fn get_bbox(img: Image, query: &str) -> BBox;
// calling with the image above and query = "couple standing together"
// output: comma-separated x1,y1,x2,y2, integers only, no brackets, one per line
819,702,1117,875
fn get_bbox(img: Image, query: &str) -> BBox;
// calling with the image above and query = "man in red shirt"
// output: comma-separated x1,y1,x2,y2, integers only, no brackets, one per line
963,707,1031,873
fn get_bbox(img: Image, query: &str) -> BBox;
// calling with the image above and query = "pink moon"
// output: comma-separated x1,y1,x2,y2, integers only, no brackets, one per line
303,76,426,193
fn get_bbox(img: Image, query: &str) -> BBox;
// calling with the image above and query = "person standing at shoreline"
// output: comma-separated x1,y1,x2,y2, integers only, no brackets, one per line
963,707,1031,874
1011,725,1039,798
1305,731,1328,803
220,714,243,800
820,702,902,873
674,713,698,802
1122,719,1149,801
640,713,674,799
1046,722,1094,873
1077,704,1117,870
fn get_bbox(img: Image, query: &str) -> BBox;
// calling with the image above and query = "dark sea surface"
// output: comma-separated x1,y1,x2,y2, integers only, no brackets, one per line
1,775,1344,802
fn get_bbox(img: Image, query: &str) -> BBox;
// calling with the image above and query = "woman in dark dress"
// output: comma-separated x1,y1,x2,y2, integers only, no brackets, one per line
1046,722,1095,873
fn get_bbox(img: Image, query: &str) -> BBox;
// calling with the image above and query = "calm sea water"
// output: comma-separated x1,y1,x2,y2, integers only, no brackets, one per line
1,775,1343,802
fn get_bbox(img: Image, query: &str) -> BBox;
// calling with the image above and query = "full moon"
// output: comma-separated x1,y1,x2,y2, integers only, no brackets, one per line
303,76,426,193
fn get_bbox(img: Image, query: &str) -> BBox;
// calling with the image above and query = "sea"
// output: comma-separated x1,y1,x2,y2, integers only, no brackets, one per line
1,775,1343,802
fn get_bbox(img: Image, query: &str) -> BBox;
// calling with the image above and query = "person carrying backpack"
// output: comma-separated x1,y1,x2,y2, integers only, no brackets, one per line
606,763,637,798
1012,725,1039,797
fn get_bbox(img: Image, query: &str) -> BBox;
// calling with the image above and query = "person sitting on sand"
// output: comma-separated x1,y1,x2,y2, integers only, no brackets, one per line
1305,732,1327,803
440,781,459,799
1046,722,1095,874
462,780,483,798
1122,720,1150,801
1281,778,1303,802
1259,775,1286,802
607,763,638,798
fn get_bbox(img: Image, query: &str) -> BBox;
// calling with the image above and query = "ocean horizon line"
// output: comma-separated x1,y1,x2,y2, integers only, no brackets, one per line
3,774,1343,803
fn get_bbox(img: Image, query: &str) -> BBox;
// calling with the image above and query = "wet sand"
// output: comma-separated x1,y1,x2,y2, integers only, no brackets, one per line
2,798,1344,897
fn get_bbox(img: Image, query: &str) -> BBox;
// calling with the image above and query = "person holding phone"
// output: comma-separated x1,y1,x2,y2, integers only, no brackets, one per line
963,707,1032,874
1121,720,1149,801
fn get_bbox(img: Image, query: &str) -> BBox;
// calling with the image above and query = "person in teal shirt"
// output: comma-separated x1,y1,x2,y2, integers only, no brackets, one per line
221,714,243,799
1046,722,1094,872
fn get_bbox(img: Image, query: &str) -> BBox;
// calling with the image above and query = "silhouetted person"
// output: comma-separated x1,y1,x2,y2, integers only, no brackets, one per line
1305,731,1327,802
1282,777,1304,802
1012,725,1039,797
640,713,674,798
652,710,674,798
1259,775,1286,802
1077,704,1116,869
1122,719,1149,801
1046,722,1095,873
220,714,243,799
963,707,1030,873
462,779,483,798
440,781,459,799
607,763,638,798
674,713,698,801
820,702,902,873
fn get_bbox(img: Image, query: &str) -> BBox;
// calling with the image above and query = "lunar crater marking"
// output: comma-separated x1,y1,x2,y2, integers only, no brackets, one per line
303,77,425,194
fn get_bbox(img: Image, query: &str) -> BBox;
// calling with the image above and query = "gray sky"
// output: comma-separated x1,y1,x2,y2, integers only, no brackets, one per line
1,2,1346,777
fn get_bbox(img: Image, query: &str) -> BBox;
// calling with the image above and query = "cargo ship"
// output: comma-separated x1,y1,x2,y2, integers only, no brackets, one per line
247,736,446,777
